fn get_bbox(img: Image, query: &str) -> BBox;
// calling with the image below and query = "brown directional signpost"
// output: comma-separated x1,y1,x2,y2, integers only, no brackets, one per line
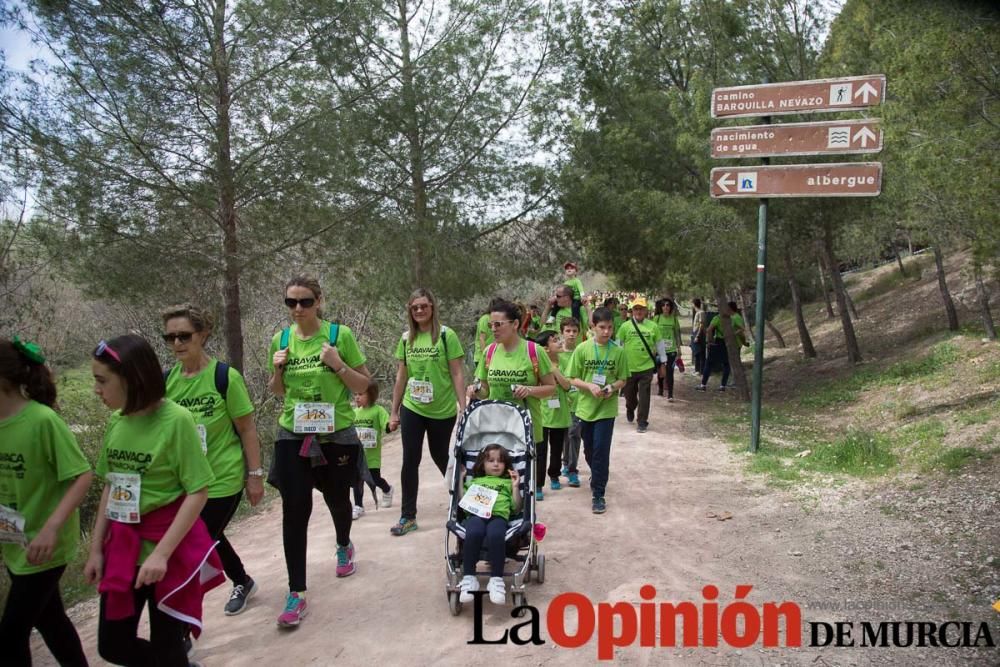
709,74,886,454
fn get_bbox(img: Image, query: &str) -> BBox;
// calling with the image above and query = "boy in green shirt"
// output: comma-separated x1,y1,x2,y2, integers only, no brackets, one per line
567,308,630,514
557,317,584,487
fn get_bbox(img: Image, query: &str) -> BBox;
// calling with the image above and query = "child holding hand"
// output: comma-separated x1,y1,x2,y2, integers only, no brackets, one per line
458,444,521,605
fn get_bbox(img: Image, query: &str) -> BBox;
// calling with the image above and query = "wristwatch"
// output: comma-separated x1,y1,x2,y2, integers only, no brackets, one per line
247,467,265,478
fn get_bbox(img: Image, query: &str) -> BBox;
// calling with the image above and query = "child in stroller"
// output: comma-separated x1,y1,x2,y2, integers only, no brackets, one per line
458,444,522,604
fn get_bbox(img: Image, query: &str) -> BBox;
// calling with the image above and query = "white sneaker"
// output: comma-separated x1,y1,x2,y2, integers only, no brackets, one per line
351,505,364,520
487,577,506,605
458,575,479,603
381,485,394,508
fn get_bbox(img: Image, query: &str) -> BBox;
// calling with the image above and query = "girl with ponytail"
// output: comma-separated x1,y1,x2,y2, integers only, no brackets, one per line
0,337,92,666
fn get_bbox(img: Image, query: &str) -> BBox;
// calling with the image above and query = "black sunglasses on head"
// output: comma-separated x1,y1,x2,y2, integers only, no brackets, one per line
284,297,316,309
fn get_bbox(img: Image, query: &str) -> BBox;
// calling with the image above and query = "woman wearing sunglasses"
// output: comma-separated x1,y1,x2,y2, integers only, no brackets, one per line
467,300,557,460
161,304,263,624
85,335,221,667
268,276,371,628
0,337,91,667
387,288,466,536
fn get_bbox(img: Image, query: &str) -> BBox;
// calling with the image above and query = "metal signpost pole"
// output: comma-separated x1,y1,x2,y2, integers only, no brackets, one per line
750,115,770,454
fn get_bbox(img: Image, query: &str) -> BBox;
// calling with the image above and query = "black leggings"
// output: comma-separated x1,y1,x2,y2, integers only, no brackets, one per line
399,405,456,520
274,439,358,592
657,352,678,397
200,491,249,587
463,516,509,577
354,467,392,506
541,427,566,482
98,582,187,667
1,565,87,667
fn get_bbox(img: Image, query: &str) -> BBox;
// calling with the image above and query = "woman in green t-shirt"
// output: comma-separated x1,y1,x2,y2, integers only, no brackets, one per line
467,300,556,464
161,303,264,619
653,298,683,401
85,334,218,666
268,275,373,628
0,338,91,667
388,288,466,537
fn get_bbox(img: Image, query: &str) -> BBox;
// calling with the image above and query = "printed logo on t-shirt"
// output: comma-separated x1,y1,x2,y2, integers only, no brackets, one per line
105,448,153,476
176,394,217,419
0,452,26,480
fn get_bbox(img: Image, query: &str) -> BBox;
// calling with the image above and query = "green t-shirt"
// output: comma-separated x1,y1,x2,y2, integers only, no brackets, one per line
564,277,584,301
542,306,589,340
269,321,367,433
0,401,91,575
540,354,571,429
473,314,494,364
558,350,579,414
653,314,681,353
353,405,389,469
475,339,553,443
96,400,215,562
567,339,630,422
612,313,625,334
464,475,514,520
710,314,746,341
394,327,465,420
616,318,662,373
165,359,254,498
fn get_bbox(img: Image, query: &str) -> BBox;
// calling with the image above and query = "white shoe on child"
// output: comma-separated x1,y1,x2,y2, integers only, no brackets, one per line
487,577,506,605
459,575,479,603
351,505,364,520
381,485,394,508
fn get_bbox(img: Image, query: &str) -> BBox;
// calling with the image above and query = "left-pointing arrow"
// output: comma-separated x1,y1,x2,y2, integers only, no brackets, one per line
716,172,736,193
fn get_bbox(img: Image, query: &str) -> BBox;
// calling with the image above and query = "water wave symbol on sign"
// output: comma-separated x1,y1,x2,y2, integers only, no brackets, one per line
828,127,850,147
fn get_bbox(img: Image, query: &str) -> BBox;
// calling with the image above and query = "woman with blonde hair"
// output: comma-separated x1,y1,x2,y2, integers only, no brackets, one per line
388,288,466,536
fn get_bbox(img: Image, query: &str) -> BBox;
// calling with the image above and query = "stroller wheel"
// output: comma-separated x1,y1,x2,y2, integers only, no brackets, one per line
511,591,527,608
448,591,463,616
534,554,545,584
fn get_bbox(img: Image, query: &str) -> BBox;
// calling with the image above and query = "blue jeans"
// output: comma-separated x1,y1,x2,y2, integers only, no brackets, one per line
701,341,731,387
580,417,616,498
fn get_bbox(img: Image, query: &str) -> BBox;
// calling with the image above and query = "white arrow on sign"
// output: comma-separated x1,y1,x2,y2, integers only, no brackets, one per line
854,82,879,103
716,172,736,193
853,126,877,147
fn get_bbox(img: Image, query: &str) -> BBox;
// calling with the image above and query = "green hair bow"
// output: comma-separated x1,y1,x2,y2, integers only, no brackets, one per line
12,336,46,365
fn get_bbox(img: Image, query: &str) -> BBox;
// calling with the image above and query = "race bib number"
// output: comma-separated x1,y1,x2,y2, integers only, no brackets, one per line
294,402,335,433
106,473,141,524
357,427,378,449
592,373,607,386
197,424,208,454
459,484,499,519
408,379,434,404
0,505,27,545
547,398,561,409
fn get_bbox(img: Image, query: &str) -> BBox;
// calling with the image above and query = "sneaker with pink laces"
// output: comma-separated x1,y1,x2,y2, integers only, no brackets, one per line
276,592,307,628
336,541,356,577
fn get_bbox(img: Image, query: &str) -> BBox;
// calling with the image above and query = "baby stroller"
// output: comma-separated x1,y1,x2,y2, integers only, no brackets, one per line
445,400,545,614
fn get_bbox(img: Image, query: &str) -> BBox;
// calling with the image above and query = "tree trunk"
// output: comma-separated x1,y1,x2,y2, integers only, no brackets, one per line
889,235,907,276
397,0,429,287
821,226,862,363
788,274,817,358
817,258,835,318
846,287,859,319
212,0,244,371
764,319,786,348
738,287,754,343
974,262,998,340
906,232,914,256
931,244,959,331
714,284,750,401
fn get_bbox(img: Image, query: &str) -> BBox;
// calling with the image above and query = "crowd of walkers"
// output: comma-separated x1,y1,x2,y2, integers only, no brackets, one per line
1,264,748,665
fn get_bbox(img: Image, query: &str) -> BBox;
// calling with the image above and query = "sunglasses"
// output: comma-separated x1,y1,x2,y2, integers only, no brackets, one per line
95,340,121,363
488,320,515,329
162,332,195,344
410,303,431,312
284,297,316,309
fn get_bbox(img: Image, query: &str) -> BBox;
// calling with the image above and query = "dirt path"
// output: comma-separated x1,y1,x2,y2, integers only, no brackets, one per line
35,385,999,665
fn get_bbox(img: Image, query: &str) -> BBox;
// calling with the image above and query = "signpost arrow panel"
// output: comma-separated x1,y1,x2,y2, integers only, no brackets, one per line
711,119,883,158
710,163,882,198
711,75,886,119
